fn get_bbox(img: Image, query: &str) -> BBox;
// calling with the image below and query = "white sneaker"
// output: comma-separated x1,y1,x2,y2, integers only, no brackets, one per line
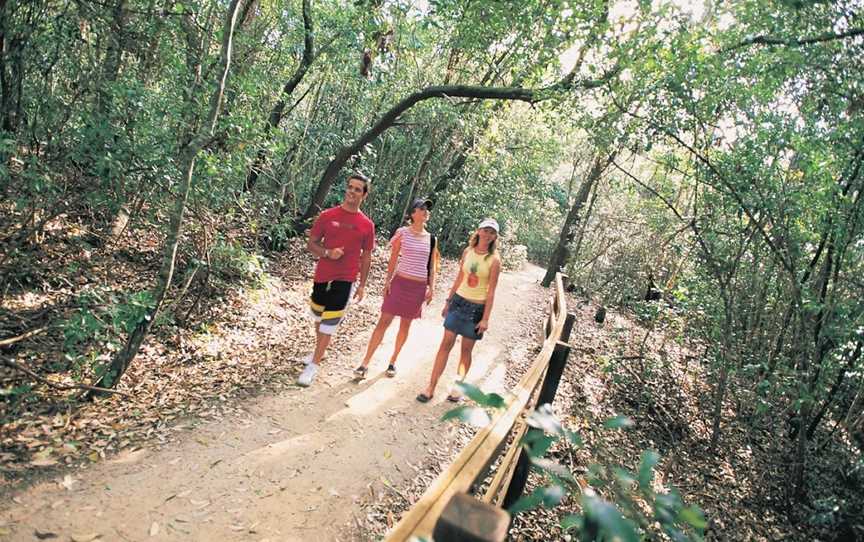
302,353,324,365
297,362,320,387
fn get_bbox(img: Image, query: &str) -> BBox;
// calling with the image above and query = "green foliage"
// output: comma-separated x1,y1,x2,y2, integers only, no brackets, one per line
445,397,706,540
439,382,505,427
209,238,267,286
3,0,862,528
60,289,155,380
261,220,297,252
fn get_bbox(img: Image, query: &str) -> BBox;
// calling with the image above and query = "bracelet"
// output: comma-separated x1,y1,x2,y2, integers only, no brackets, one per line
323,248,329,259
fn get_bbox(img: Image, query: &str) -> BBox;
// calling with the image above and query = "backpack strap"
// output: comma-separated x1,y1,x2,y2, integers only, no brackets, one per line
427,235,437,284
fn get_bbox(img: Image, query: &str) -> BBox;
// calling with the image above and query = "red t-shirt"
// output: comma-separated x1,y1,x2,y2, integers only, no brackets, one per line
310,206,375,283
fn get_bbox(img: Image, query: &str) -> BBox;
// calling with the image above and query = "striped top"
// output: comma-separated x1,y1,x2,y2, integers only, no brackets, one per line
392,227,431,280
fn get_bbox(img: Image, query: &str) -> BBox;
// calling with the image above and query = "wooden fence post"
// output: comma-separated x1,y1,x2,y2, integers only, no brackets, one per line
561,312,576,343
536,341,571,408
500,342,571,510
433,493,510,542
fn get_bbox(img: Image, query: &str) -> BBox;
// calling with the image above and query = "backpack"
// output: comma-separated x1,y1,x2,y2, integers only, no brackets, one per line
427,235,437,284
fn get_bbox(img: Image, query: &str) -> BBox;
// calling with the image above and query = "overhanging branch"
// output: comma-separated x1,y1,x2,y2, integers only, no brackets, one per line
723,27,864,53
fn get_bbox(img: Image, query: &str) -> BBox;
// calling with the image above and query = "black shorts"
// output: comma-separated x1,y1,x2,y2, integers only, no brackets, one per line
309,281,354,335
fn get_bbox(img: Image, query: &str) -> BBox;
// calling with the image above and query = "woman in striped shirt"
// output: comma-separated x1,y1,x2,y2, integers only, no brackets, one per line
354,198,439,378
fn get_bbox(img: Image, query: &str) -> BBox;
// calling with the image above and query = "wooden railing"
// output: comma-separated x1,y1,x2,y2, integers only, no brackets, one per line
386,273,575,542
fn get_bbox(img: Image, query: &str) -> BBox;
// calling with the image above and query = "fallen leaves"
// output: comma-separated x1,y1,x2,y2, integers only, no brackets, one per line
29,457,58,467
59,474,76,491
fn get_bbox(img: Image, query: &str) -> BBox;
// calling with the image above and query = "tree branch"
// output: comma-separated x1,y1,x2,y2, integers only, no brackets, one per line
723,27,864,53
2,358,132,397
0,326,48,347
297,70,617,225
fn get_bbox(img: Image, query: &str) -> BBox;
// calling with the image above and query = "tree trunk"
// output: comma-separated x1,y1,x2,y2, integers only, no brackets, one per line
542,150,616,287
243,0,314,192
0,0,29,134
807,340,862,439
94,0,244,392
709,295,733,453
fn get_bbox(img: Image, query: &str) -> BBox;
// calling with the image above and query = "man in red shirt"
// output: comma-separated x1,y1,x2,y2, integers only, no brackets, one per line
297,174,376,387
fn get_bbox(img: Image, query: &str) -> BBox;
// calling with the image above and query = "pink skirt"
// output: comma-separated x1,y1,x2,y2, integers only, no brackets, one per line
381,274,426,319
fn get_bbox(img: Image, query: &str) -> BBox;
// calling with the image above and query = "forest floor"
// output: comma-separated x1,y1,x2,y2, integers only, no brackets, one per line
0,232,548,541
1,224,861,541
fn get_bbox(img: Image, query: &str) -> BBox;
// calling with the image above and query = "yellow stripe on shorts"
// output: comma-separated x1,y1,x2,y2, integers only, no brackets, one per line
321,309,345,320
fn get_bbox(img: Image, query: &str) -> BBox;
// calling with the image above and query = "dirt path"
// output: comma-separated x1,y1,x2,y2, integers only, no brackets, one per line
1,264,547,541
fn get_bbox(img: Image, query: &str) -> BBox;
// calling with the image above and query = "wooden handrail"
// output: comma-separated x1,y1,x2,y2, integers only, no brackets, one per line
385,273,568,541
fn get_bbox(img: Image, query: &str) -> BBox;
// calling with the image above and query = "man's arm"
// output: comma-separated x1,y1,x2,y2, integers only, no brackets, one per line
307,232,328,259
307,228,343,260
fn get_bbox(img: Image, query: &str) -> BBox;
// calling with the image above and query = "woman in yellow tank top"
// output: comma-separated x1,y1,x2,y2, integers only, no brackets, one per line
416,218,502,403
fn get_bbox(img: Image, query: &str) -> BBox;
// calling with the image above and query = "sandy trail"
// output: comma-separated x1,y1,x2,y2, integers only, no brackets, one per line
1,264,546,541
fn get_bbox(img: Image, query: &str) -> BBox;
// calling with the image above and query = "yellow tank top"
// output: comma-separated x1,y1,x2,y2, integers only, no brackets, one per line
456,248,499,301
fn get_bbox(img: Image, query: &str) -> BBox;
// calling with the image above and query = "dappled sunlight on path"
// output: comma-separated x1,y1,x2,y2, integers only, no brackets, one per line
0,265,548,541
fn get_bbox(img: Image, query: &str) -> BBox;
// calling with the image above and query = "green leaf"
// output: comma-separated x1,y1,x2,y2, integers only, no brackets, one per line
564,429,583,447
638,450,660,492
455,381,505,409
582,494,639,542
603,415,634,429
561,513,582,532
440,405,491,427
527,404,563,434
529,457,575,481
613,467,636,488
677,505,707,530
507,490,544,515
522,431,557,458
508,485,565,515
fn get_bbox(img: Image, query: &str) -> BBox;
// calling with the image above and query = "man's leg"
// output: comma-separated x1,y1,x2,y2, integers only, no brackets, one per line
312,330,331,364
306,285,326,364
299,281,353,387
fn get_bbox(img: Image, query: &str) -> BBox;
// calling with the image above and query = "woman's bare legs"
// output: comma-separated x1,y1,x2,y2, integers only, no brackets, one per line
422,330,458,397
360,312,395,367
389,317,413,366
451,336,476,398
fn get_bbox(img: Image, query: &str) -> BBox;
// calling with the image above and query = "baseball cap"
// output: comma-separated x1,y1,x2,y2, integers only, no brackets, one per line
478,217,499,232
410,197,434,211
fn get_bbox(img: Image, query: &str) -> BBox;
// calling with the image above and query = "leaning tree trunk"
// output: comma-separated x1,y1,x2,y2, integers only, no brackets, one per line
94,0,244,392
542,150,617,287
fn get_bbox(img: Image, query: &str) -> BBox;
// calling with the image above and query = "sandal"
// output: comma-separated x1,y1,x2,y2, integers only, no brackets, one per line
416,393,433,403
385,364,397,377
353,365,368,379
446,393,464,403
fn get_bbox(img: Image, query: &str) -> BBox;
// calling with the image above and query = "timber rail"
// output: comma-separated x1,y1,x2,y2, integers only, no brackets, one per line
385,273,576,542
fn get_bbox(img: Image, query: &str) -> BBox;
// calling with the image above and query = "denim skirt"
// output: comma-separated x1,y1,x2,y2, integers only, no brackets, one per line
443,294,486,340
